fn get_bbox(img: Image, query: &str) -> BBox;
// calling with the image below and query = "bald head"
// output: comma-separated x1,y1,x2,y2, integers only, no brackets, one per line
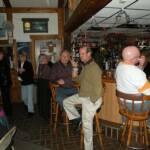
122,46,140,65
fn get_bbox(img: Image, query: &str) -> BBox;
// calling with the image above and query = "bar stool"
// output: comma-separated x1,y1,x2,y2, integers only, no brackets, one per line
116,90,150,148
49,83,59,123
49,83,69,135
80,107,103,149
49,82,80,137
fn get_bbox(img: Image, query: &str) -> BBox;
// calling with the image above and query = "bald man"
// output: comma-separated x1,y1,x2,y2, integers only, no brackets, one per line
122,46,144,68
115,46,150,128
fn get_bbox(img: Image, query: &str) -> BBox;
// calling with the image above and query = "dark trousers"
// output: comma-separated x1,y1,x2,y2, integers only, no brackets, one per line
37,79,51,120
56,87,78,108
0,85,12,116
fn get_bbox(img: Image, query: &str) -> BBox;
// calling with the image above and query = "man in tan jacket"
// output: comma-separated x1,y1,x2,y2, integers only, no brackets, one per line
63,46,103,150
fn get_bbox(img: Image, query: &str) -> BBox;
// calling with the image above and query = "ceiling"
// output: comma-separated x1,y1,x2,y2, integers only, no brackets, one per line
0,0,4,7
74,0,150,36
0,0,58,7
0,0,150,36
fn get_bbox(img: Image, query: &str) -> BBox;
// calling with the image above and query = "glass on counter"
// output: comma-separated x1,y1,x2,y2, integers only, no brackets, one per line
102,70,115,79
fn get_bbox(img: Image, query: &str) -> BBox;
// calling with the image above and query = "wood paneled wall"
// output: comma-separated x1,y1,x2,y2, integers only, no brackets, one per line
0,7,64,102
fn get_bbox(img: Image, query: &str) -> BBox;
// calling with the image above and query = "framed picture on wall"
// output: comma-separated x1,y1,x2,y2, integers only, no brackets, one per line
22,18,49,33
0,13,7,39
17,42,30,61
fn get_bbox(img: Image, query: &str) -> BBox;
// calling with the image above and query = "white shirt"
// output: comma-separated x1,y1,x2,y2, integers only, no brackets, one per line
116,62,150,102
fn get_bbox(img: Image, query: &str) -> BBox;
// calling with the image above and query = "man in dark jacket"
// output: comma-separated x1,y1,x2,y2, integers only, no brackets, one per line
0,49,12,116
50,50,77,108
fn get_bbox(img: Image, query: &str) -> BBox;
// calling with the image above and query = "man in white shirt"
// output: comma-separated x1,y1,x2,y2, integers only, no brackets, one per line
116,46,150,127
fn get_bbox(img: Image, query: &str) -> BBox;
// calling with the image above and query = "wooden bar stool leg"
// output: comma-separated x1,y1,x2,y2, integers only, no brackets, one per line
95,113,103,146
80,127,84,149
127,120,133,146
139,121,143,145
50,97,56,124
143,120,148,146
121,119,128,142
142,121,145,145
64,113,69,137
111,128,113,138
50,98,53,123
53,104,59,133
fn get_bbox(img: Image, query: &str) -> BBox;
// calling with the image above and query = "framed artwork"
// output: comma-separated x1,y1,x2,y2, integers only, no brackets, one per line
17,42,30,60
22,18,49,33
0,13,7,39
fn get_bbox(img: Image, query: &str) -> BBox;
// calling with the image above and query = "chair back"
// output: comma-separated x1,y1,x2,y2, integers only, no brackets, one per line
116,90,150,119
49,82,80,100
49,83,60,102
0,126,16,150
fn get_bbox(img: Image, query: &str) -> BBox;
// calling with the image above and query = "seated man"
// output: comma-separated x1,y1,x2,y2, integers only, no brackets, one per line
63,47,103,150
50,50,77,108
115,46,150,128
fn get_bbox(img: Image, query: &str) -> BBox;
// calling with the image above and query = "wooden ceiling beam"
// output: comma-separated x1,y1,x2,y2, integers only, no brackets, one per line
65,0,112,32
3,0,11,8
0,7,62,13
58,0,64,8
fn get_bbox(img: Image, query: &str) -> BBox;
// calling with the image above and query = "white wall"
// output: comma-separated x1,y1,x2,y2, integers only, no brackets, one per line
13,13,58,42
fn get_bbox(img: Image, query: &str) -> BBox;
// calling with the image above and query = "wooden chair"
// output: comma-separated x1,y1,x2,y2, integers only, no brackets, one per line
49,82,59,124
0,126,16,150
80,106,103,149
49,82,80,137
116,90,150,148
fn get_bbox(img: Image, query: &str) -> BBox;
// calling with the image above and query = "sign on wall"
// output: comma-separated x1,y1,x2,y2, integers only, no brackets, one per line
22,18,49,33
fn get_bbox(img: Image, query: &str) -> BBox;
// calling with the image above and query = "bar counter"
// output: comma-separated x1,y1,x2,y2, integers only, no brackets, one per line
100,76,122,124
101,75,143,127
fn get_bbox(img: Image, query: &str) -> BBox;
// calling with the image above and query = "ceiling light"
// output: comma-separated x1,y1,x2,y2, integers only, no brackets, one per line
119,0,127,3
115,9,131,24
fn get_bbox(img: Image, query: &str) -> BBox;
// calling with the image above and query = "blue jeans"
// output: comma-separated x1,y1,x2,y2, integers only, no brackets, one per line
122,101,150,127
21,84,34,113
56,87,77,108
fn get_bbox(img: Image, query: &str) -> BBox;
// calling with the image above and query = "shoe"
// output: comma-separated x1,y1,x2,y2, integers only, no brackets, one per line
73,120,82,132
27,112,34,118
23,104,28,111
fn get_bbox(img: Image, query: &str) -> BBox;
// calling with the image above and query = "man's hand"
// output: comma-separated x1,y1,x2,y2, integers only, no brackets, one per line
18,68,25,74
57,79,65,85
71,59,78,78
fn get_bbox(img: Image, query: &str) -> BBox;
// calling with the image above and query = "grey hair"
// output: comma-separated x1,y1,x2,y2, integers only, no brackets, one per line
60,50,71,56
80,46,92,53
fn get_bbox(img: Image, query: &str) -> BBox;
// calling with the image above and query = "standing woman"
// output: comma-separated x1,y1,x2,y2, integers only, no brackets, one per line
37,54,52,120
0,49,12,116
18,51,34,117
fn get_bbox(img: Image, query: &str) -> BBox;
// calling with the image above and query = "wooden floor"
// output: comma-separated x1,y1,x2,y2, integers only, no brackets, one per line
8,103,150,150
